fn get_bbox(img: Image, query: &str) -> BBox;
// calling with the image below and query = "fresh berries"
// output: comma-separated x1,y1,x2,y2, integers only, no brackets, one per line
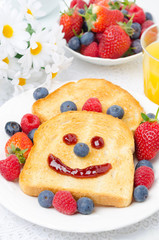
60,8,83,42
80,32,94,45
68,36,81,51
128,4,146,24
5,121,22,137
141,20,154,36
53,191,77,215
131,22,141,40
0,155,21,181
21,113,41,134
33,87,49,100
134,166,154,189
70,0,88,9
60,101,77,112
82,98,102,112
131,39,142,54
147,113,155,119
80,42,99,57
77,197,94,214
134,110,159,161
5,132,33,162
74,143,89,157
145,12,153,21
28,128,37,143
133,185,148,202
99,25,131,59
135,160,153,171
38,190,54,208
106,105,124,119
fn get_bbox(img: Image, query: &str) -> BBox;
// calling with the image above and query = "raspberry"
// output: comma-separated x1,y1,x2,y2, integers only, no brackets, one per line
128,4,145,24
0,155,20,181
95,33,103,43
82,98,102,112
53,191,77,215
80,42,99,57
21,113,41,134
134,166,154,189
140,20,154,36
70,0,87,9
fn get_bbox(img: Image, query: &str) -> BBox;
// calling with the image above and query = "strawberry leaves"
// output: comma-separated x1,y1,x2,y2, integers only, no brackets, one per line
141,108,159,124
7,143,28,164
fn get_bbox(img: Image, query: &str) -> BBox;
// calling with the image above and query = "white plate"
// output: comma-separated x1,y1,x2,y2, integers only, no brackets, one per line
0,84,159,233
64,0,158,66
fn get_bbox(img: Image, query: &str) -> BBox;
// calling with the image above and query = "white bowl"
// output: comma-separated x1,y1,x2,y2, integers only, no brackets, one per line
65,45,142,66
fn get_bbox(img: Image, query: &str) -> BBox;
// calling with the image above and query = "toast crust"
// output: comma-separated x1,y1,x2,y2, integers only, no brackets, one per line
19,111,135,208
32,78,143,132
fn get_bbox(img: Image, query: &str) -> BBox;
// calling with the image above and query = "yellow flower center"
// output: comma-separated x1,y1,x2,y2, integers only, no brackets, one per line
3,57,9,64
52,72,58,79
19,78,26,86
3,25,13,38
30,42,42,55
27,8,33,15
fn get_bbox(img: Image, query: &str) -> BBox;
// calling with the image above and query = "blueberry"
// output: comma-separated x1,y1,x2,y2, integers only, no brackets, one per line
74,143,89,157
82,21,88,32
60,101,77,113
131,39,143,54
133,185,148,202
5,121,22,136
68,36,81,51
135,160,153,171
80,32,94,46
107,105,124,119
147,113,155,119
28,128,37,142
38,190,54,208
77,197,94,214
33,87,49,100
121,9,128,16
131,22,141,40
145,12,153,21
78,9,85,15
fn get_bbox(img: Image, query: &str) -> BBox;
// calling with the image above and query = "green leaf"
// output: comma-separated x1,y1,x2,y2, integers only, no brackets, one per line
15,53,23,59
26,23,35,35
141,113,150,122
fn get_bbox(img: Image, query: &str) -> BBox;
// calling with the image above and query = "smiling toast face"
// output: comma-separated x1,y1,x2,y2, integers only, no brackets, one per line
32,78,143,132
19,111,135,207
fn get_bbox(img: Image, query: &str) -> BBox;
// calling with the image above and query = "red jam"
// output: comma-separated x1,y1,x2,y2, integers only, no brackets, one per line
91,136,104,149
48,154,112,178
63,133,78,145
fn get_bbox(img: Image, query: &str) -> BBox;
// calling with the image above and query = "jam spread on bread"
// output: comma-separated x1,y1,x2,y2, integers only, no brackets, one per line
48,154,112,178
91,136,104,149
63,133,78,145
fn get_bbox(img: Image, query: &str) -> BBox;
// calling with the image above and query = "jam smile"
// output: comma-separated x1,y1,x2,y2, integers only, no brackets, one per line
48,154,112,178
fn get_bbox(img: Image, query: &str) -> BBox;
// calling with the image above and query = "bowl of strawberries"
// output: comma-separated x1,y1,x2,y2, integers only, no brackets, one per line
59,0,155,65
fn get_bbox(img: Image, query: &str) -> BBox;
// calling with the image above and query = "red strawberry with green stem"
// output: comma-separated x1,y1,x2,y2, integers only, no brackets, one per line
135,108,159,161
99,19,133,59
60,4,83,42
83,4,124,33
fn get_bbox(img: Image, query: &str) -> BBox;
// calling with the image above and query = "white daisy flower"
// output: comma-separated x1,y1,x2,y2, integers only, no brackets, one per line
49,24,66,54
11,70,45,95
0,46,9,80
19,29,52,72
17,0,45,21
0,4,30,57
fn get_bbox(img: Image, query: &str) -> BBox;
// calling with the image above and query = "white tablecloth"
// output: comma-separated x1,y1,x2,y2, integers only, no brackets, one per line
1,0,159,239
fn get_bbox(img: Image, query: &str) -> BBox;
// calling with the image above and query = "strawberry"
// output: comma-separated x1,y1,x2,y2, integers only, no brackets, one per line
95,32,103,43
5,132,33,163
134,109,159,161
0,155,21,181
70,0,88,9
80,42,99,57
84,4,124,33
134,166,155,189
89,0,109,8
128,4,145,24
60,8,83,42
99,22,132,59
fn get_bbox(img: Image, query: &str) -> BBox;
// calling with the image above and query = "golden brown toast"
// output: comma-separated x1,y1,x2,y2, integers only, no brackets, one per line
19,111,135,208
32,78,143,132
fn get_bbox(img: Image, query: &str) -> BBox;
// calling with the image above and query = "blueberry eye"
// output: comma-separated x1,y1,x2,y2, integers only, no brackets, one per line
107,105,124,119
60,101,77,113
91,136,104,149
63,133,78,145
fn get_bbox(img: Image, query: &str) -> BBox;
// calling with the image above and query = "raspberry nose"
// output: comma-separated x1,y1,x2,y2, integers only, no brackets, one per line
73,143,89,157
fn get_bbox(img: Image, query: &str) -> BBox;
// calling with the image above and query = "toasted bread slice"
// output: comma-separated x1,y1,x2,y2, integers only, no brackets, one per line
32,78,143,132
19,111,135,207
